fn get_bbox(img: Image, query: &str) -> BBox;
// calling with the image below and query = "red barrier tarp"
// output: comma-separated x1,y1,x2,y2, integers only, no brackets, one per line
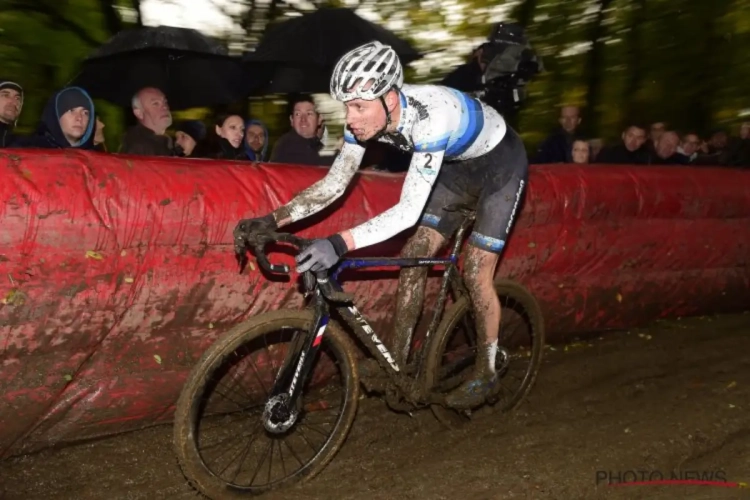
1,149,749,456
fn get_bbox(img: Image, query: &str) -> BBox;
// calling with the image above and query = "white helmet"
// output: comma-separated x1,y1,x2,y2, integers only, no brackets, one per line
330,41,404,102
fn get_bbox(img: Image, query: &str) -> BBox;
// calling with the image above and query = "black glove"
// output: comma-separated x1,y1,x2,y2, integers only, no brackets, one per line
296,234,348,273
233,214,277,267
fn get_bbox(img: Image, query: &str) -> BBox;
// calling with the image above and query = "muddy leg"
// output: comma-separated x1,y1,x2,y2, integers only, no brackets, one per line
392,227,447,366
463,246,501,377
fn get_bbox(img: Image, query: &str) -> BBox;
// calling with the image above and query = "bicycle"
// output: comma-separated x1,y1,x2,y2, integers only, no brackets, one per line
173,204,545,498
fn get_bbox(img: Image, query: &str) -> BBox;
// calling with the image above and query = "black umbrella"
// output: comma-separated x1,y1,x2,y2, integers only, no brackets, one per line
72,26,246,110
243,8,422,94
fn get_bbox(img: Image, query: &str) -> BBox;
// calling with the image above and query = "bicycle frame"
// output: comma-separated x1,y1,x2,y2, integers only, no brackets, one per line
268,212,476,407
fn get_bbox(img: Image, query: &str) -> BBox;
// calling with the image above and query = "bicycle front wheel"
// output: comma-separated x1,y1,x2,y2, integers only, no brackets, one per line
173,309,359,498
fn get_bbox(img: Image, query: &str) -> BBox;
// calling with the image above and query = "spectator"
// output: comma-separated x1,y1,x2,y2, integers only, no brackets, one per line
14,86,95,149
531,106,582,164
270,94,334,167
196,114,246,160
595,125,648,164
244,119,268,162
648,121,666,153
571,139,590,164
676,132,701,163
0,80,23,148
120,87,174,156
694,129,730,165
648,131,684,164
173,120,206,157
440,44,486,93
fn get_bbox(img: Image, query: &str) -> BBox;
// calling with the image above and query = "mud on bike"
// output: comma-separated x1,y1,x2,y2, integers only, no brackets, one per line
173,204,545,498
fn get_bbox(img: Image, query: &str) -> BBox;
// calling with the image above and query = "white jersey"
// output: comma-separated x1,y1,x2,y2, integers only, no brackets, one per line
280,84,507,249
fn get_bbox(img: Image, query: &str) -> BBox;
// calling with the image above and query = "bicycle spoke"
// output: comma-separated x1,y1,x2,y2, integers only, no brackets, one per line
177,314,355,496
248,440,274,487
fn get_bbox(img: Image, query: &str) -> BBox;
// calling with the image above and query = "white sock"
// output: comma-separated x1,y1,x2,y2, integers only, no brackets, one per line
485,340,498,374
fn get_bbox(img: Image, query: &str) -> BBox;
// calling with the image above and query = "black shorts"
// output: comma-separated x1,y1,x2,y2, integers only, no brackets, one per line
420,128,528,254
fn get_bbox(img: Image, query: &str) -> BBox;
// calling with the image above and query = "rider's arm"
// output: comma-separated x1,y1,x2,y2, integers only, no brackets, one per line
342,148,446,250
272,138,365,227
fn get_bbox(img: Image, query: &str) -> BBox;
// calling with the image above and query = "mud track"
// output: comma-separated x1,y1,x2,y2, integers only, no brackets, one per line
2,313,749,500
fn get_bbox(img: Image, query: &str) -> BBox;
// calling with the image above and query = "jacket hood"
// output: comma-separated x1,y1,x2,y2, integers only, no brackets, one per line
244,119,268,161
38,86,95,148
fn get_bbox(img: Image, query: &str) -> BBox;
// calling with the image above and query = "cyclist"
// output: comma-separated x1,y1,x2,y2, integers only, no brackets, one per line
234,41,528,409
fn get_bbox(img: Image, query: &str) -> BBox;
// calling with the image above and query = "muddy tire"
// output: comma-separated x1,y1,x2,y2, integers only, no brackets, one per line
424,279,545,427
173,309,359,498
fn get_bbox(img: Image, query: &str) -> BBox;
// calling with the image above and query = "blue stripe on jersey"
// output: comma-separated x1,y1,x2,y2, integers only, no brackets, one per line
344,127,357,144
445,89,484,158
414,134,450,153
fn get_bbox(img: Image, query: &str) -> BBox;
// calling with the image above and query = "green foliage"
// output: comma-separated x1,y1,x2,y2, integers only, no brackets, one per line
1,0,749,152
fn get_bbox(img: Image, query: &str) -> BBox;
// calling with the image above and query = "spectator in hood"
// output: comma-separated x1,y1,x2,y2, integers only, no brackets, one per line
0,80,23,148
120,86,174,156
174,120,206,157
14,86,95,149
270,94,334,167
244,119,268,162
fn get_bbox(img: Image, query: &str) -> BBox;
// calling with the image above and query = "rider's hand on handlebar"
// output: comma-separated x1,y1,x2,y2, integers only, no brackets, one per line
295,234,348,273
233,214,277,269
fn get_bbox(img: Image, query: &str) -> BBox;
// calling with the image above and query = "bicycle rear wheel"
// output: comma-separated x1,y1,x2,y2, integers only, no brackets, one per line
424,279,545,427
173,310,359,498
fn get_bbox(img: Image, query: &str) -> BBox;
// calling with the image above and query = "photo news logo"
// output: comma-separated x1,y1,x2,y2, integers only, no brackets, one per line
595,469,748,488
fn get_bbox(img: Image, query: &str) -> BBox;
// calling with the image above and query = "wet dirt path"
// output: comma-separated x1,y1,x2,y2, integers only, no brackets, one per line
2,313,750,500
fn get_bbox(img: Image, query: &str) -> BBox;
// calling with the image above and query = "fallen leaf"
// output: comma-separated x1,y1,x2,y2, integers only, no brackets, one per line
727,381,737,389
729,404,736,409
121,250,127,257
624,427,631,433
208,323,214,329
153,354,162,365
249,261,256,271
64,374,73,382
124,277,134,284
85,250,103,260
528,242,536,248
616,293,623,303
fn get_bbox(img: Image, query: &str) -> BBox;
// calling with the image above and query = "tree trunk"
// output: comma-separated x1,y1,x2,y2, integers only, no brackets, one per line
622,0,645,128
581,0,612,136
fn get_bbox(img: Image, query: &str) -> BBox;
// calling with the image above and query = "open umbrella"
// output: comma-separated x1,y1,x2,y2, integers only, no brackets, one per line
72,26,246,110
244,7,422,94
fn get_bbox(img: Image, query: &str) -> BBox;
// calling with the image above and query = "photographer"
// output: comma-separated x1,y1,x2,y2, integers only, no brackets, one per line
442,23,542,122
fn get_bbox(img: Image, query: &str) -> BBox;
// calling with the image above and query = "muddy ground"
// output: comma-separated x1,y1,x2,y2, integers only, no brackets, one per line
2,313,750,500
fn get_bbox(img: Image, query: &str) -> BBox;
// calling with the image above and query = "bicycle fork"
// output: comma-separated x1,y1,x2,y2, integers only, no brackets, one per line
262,288,329,434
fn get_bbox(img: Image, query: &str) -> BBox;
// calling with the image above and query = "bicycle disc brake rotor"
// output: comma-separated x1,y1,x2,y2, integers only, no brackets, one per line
262,394,298,433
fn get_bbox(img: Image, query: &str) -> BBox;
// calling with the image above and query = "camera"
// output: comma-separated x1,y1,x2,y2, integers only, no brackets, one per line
474,23,542,117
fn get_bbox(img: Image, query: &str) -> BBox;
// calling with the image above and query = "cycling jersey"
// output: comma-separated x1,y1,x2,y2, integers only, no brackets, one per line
279,84,520,251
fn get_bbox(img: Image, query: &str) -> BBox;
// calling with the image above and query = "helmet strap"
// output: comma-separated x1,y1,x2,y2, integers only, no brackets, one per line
371,90,394,141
